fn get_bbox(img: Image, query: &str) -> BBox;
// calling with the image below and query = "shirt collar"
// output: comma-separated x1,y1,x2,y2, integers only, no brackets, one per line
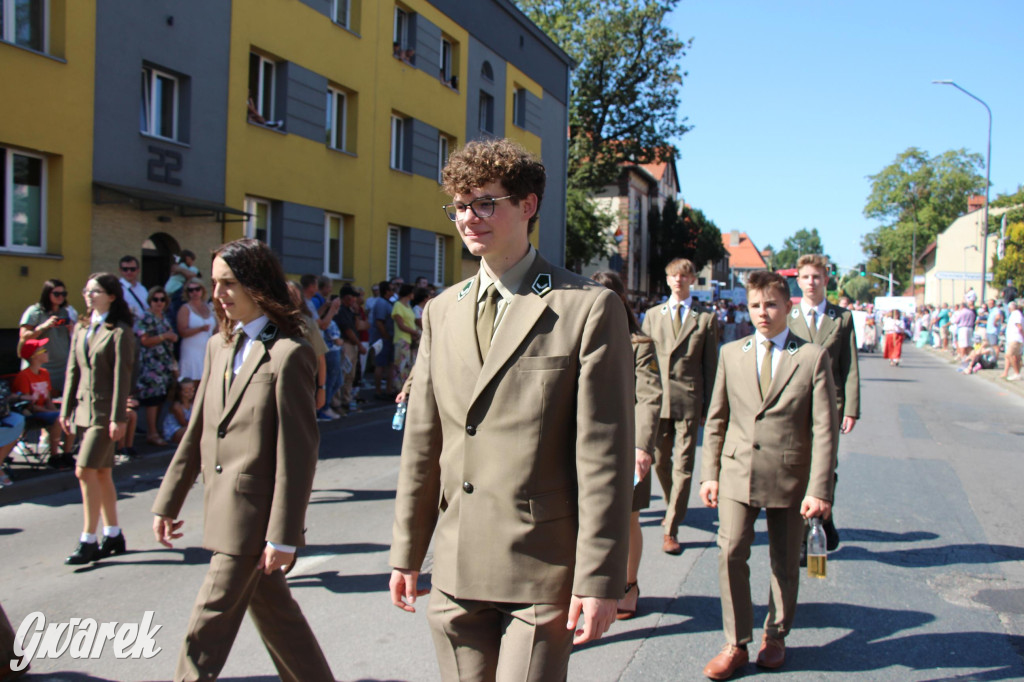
237,315,270,341
755,328,790,349
801,299,827,317
478,246,537,303
669,294,693,309
90,311,108,326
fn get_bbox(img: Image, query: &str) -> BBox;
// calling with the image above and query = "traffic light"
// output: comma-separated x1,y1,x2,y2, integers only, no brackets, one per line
858,263,866,277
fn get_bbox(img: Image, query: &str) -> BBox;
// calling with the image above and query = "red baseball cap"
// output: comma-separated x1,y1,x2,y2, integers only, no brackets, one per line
20,338,49,360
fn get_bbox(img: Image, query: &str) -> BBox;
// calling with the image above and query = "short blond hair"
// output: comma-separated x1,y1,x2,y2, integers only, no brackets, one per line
665,258,696,276
746,270,789,300
796,253,829,275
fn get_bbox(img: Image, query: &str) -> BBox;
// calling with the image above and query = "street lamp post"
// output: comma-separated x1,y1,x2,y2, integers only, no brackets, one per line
963,244,978,303
933,80,992,300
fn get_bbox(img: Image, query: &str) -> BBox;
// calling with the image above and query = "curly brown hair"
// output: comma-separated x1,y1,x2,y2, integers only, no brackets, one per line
211,239,304,340
441,138,546,230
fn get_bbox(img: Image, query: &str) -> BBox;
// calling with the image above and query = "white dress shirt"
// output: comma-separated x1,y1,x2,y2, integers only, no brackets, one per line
755,328,791,383
800,299,827,333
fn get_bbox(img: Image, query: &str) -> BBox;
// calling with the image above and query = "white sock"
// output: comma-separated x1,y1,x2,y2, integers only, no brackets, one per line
81,532,97,544
103,526,121,537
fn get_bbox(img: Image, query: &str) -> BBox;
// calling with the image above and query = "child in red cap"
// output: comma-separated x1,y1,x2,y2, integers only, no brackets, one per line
13,339,74,468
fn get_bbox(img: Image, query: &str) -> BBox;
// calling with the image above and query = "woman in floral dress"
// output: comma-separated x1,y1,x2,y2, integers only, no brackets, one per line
135,286,179,446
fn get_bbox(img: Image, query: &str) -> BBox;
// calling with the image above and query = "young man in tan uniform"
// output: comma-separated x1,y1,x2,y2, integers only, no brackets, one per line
699,271,838,680
788,253,860,553
641,258,719,554
389,139,634,681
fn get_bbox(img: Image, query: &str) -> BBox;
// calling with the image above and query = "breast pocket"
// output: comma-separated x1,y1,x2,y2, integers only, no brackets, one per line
518,355,570,372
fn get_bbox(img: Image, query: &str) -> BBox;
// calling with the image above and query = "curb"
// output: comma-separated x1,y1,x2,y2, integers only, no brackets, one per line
0,402,395,508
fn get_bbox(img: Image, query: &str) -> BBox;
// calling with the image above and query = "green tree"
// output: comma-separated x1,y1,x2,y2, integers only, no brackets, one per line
990,187,1024,292
772,228,827,270
564,188,616,272
861,147,986,288
647,198,726,295
517,0,690,266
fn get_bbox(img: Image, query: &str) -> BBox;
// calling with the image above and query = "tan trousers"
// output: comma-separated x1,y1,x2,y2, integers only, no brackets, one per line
341,341,359,404
426,587,573,682
175,552,333,682
654,417,698,535
716,498,804,646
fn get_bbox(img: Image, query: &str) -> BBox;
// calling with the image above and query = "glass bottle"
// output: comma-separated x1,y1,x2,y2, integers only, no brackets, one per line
807,517,827,579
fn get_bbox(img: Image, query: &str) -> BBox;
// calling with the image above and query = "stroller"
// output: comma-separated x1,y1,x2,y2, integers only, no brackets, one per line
861,319,878,352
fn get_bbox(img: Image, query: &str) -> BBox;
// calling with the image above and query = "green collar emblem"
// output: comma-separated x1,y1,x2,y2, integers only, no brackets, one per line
531,273,552,297
458,278,474,301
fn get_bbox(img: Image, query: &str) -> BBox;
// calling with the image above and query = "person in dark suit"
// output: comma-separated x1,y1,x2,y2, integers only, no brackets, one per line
389,139,634,681
152,239,333,682
699,271,838,680
60,273,136,565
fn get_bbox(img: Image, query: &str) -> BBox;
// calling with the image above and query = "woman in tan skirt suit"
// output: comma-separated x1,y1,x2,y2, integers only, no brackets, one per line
61,273,136,565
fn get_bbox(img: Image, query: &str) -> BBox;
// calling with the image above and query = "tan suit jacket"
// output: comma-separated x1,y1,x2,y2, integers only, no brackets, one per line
641,299,719,421
632,336,661,454
701,333,838,508
787,303,860,419
152,327,320,556
390,254,634,604
61,321,135,427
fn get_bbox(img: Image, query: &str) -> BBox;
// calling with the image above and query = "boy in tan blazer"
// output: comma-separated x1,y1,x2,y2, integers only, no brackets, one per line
699,271,838,680
788,253,861,553
152,240,333,682
641,258,719,554
389,139,634,681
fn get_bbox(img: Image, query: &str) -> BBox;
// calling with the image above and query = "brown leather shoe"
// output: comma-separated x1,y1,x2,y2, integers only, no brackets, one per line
703,644,748,680
662,534,682,555
756,634,786,669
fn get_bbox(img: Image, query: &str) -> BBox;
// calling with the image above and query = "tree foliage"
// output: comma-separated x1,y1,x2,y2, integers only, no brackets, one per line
518,0,690,265
861,147,986,289
564,188,616,272
647,197,727,294
991,186,1024,291
772,228,827,270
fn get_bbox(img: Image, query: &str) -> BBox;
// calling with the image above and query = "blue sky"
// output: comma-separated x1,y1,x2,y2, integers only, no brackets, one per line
667,0,1024,270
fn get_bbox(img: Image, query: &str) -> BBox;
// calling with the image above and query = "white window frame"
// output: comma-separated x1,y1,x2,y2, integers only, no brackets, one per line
324,212,344,278
244,196,271,244
1,147,47,253
386,226,401,281
332,0,350,28
1,0,47,52
512,88,526,129
478,92,494,134
437,134,449,184
433,234,446,286
326,87,347,151
140,66,179,141
390,115,406,171
393,7,408,50
250,53,276,122
440,37,452,82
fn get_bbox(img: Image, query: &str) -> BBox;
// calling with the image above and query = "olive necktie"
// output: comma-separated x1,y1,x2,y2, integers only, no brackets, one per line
759,339,773,398
477,284,500,360
673,305,682,335
809,309,818,334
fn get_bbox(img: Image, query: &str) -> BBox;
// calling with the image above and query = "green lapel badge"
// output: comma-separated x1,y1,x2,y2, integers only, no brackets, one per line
258,323,279,343
790,308,800,319
458,278,474,301
531,273,552,297
742,339,753,352
786,339,799,355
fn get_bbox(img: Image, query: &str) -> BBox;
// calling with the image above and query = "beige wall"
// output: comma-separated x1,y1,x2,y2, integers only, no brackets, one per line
923,208,1003,307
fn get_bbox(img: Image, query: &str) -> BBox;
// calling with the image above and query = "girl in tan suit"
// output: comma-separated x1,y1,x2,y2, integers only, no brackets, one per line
61,273,136,565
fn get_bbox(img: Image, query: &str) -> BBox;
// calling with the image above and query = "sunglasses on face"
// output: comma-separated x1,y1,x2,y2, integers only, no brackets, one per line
51,291,67,297
121,266,138,272
151,296,167,303
186,287,202,293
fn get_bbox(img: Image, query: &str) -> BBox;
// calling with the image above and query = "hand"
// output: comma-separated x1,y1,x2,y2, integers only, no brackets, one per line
634,448,652,483
700,481,719,508
109,421,126,441
841,416,857,434
395,391,408,404
60,417,73,435
202,324,210,332
164,331,179,343
258,545,295,574
566,596,616,645
390,569,429,613
800,496,832,520
153,515,184,548
44,315,60,330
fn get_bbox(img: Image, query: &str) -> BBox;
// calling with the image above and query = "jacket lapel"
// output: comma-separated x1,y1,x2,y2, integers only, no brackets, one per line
672,304,699,351
790,306,811,342
738,336,761,406
221,333,263,421
815,305,838,343
448,276,484,377
759,334,804,412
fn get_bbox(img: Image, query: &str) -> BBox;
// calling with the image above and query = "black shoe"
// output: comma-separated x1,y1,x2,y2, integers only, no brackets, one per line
823,516,840,551
60,453,77,468
66,541,99,565
98,533,127,559
123,446,138,457
47,455,72,470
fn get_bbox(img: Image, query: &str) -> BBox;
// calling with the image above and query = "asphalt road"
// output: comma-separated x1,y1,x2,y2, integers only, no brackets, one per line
2,346,1023,681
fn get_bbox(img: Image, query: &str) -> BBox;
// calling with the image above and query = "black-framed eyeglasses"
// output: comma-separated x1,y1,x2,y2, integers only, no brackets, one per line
120,265,138,272
442,195,514,222
51,290,67,297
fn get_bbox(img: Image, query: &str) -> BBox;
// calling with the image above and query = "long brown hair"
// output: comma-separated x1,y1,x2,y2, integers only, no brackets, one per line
78,273,134,329
592,270,644,337
211,239,303,339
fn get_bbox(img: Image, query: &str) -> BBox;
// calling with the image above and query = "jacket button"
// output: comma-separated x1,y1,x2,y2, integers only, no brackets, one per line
217,429,226,438
462,481,474,493
466,425,476,436
753,443,761,450
215,464,223,473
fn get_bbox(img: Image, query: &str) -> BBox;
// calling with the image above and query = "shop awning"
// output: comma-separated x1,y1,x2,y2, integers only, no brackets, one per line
93,182,250,223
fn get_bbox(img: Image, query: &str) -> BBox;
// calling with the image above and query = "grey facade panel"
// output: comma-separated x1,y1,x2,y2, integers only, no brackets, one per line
410,119,439,182
538,93,569,267
407,227,437,283
93,1,232,204
278,202,324,274
283,63,328,145
524,90,544,137
415,17,441,81
465,37,505,143
297,0,332,20
428,0,571,105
